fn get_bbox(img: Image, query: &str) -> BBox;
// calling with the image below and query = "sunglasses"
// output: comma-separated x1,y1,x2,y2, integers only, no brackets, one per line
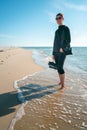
56,17,62,20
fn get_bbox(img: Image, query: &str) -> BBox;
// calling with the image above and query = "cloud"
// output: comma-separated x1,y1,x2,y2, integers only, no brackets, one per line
46,0,87,24
51,0,64,11
0,34,15,38
64,2,87,11
46,0,66,24
50,0,87,12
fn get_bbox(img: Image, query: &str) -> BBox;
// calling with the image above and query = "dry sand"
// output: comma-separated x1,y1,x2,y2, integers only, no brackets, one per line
0,47,44,130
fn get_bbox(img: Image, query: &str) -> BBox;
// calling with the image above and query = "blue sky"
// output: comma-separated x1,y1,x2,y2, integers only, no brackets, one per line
0,0,87,47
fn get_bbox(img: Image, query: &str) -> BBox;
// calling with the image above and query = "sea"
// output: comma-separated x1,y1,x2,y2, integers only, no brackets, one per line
8,47,87,130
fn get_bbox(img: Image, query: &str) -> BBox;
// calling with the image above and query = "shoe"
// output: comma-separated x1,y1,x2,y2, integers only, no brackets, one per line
48,61,57,70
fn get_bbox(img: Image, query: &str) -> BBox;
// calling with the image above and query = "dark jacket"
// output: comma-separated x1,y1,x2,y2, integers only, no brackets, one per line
52,25,71,55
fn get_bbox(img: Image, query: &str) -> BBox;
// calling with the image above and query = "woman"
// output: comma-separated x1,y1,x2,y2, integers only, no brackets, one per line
52,13,71,89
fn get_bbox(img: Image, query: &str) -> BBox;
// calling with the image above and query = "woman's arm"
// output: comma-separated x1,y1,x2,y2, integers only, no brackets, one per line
52,31,57,55
59,26,71,52
65,26,71,48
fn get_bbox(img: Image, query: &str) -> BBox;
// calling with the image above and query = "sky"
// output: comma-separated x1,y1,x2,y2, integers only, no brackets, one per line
0,0,87,47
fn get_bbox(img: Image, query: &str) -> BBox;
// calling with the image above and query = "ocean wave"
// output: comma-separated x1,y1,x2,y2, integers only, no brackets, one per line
8,69,46,130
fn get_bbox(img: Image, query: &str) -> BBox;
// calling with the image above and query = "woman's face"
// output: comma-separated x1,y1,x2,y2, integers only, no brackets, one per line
56,15,64,25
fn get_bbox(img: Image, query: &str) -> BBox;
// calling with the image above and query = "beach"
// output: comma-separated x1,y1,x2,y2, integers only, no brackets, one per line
0,47,87,130
0,47,44,130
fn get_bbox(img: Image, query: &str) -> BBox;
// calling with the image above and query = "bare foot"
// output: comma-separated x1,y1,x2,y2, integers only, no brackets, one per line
59,84,65,90
60,86,64,89
58,82,61,85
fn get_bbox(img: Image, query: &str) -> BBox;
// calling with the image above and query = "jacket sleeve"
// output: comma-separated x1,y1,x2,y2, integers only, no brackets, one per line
60,26,71,49
65,27,71,48
52,31,56,55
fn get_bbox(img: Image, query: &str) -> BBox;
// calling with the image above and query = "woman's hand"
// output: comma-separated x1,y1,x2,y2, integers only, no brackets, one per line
52,55,55,60
59,48,63,53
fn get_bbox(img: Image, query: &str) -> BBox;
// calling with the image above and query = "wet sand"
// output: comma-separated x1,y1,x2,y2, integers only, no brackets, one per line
0,47,44,130
11,68,87,130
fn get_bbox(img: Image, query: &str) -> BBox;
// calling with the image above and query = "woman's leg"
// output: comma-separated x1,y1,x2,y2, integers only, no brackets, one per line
58,73,61,85
57,53,66,89
59,73,65,89
54,53,61,84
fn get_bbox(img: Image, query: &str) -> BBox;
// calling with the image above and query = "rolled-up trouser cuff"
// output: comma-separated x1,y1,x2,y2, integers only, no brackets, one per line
57,69,65,74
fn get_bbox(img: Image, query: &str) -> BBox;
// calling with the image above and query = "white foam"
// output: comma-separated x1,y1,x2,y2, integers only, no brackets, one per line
8,102,27,130
68,120,71,124
82,111,87,114
38,124,46,129
13,80,25,103
81,94,87,99
8,79,28,130
81,122,87,128
59,116,67,122
53,102,63,106
8,70,46,130
49,127,57,130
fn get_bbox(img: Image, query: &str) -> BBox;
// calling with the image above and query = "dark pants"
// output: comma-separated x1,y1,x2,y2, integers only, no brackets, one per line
54,52,66,74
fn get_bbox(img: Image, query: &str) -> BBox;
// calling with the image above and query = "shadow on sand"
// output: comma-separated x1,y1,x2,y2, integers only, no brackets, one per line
0,83,59,117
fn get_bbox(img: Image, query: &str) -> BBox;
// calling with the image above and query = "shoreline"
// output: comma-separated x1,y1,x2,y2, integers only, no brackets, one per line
0,47,44,130
1,47,87,130
8,68,46,130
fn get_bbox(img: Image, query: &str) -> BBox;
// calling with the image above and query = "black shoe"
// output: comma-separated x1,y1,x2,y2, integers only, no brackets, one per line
48,61,57,70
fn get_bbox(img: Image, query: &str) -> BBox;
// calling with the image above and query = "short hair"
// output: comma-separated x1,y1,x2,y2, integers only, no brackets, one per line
56,13,64,18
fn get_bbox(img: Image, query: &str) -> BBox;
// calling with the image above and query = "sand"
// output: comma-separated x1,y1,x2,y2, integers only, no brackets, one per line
1,47,87,130
0,47,44,130
11,66,87,130
13,68,87,130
